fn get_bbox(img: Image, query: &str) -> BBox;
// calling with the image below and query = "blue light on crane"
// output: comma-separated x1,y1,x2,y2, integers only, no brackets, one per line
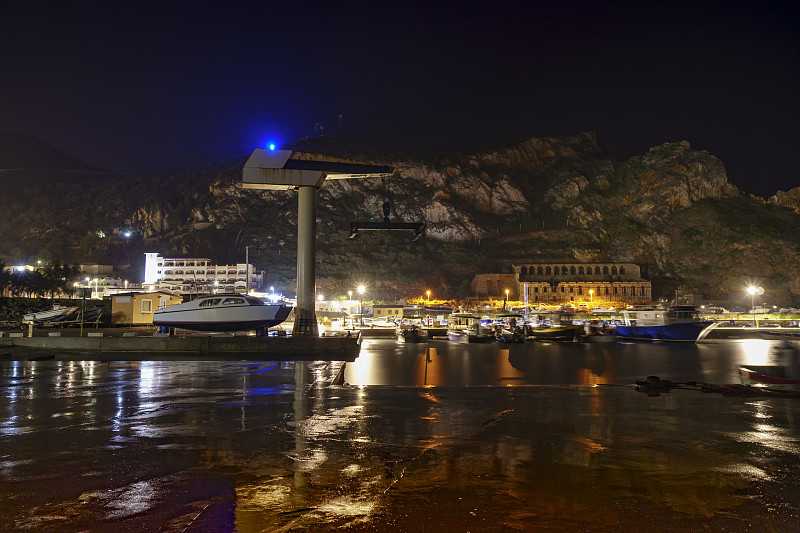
268,143,276,151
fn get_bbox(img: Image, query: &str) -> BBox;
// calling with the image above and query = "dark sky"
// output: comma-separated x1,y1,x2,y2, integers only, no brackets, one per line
2,0,799,196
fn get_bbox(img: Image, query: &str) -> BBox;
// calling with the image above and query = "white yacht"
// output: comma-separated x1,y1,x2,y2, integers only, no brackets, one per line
152,294,292,332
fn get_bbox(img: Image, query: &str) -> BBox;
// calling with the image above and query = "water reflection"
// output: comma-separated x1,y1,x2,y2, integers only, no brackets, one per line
1,353,799,531
344,338,792,386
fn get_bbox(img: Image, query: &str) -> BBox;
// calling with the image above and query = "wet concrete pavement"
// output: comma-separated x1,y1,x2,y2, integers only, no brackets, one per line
1,356,800,531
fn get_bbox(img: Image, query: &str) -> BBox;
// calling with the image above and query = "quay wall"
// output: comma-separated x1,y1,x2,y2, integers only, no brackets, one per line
1,336,360,361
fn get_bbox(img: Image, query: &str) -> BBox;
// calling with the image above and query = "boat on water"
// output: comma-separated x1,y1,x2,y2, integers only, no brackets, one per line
529,324,583,342
615,305,710,342
447,313,494,343
738,366,800,386
495,328,526,343
152,294,292,332
582,331,617,343
739,340,800,386
448,327,494,343
397,325,427,343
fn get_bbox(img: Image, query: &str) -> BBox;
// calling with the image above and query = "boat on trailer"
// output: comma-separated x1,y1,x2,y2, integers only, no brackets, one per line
153,294,292,332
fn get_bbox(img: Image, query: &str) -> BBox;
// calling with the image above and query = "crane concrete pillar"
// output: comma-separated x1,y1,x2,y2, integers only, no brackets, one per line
243,148,392,337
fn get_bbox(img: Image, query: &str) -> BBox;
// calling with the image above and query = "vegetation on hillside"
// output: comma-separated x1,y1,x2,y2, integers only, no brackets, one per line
1,134,799,305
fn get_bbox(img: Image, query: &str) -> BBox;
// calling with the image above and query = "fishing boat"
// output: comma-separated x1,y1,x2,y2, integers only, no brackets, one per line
152,294,292,332
615,305,711,342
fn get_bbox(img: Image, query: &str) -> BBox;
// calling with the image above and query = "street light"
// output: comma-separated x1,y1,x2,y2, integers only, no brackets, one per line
589,289,594,303
505,289,509,311
93,278,99,299
747,285,763,326
357,285,366,326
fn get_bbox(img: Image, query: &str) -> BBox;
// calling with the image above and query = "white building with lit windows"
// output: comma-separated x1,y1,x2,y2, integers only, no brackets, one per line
143,253,263,294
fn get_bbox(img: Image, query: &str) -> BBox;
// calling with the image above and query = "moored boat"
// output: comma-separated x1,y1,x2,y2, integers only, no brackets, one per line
495,328,526,343
582,331,617,343
529,324,582,342
447,327,494,343
397,325,427,343
447,312,494,343
738,365,800,386
152,294,292,332
615,305,710,342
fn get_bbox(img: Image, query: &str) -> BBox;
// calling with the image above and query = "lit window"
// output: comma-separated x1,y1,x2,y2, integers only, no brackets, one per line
141,300,153,313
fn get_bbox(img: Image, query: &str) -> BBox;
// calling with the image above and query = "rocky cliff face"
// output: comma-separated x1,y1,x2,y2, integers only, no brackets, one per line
768,187,800,213
2,133,799,304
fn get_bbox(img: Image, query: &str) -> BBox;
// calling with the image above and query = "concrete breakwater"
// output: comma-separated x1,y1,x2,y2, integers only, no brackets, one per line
0,335,360,361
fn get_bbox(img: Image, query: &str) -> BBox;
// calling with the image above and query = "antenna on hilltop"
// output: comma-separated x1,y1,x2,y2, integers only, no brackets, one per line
339,114,343,138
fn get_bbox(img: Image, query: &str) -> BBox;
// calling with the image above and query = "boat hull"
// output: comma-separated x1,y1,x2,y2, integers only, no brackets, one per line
530,325,582,342
447,330,494,343
398,329,427,342
153,304,292,332
738,366,800,386
615,322,708,342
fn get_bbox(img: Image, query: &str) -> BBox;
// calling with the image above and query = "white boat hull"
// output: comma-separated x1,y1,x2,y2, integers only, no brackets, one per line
153,295,292,332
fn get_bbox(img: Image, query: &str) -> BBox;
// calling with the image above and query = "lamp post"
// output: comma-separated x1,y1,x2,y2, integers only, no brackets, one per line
357,285,365,326
747,286,763,326
93,278,99,299
589,289,594,304
348,290,353,328
505,289,509,311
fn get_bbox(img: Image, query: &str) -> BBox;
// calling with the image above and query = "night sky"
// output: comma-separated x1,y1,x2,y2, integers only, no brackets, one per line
2,1,799,197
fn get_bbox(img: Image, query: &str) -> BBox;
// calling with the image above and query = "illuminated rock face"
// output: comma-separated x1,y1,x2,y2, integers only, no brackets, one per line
4,132,800,303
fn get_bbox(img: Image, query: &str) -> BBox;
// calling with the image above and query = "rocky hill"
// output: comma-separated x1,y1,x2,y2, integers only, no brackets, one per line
1,132,799,305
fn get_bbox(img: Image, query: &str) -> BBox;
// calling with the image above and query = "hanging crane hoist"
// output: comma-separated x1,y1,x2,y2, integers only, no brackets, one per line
348,176,425,242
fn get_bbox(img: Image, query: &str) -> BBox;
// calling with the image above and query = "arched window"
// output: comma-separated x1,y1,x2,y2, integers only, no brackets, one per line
537,266,543,275
594,266,601,275
620,266,625,275
561,266,568,275
578,266,584,275
520,266,528,278
611,266,617,275
603,266,609,275
546,266,551,275
570,266,576,275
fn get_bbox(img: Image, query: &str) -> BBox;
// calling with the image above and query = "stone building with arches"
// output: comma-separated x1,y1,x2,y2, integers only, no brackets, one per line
513,262,652,304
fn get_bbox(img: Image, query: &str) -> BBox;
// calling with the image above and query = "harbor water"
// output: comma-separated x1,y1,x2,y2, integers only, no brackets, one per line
1,338,799,531
345,337,779,386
